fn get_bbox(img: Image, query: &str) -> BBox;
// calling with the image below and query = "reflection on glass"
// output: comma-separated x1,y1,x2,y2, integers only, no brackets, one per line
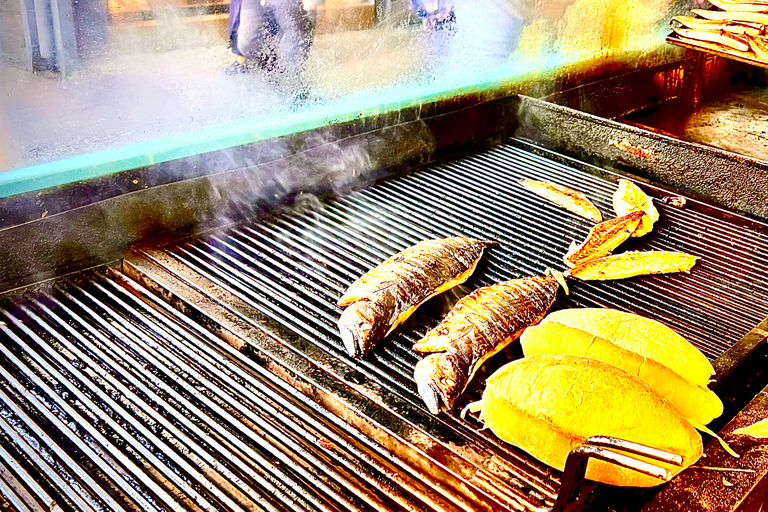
0,0,690,173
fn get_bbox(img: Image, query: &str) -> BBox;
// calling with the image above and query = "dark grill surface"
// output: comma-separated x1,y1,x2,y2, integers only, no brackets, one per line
168,143,767,361
2,142,768,512
0,272,473,512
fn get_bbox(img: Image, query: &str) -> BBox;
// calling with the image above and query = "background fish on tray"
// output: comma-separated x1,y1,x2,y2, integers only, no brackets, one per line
670,1,768,63
337,237,495,357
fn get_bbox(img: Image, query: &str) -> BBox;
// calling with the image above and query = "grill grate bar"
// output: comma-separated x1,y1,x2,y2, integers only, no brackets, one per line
0,440,56,512
3,307,247,512
62,283,374,512
97,272,484,512
32,292,323,512
0,386,103,512
83,277,430,512
150,142,768,510
0,316,172,512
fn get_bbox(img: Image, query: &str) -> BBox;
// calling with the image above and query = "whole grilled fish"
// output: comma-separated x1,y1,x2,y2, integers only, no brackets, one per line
413,272,564,414
337,237,496,358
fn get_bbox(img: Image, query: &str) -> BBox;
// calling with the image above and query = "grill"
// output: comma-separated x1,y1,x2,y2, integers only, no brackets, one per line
2,141,768,511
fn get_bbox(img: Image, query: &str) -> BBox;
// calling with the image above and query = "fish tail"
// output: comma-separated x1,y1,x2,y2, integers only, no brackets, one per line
546,268,570,295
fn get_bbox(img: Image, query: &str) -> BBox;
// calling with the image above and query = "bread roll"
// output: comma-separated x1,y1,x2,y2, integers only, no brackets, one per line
541,308,714,387
520,322,723,425
477,355,703,487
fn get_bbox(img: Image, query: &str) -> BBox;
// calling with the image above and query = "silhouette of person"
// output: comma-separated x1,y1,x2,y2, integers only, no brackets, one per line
227,0,318,90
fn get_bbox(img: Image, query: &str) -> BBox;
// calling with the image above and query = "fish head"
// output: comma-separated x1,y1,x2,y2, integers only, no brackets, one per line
414,353,463,414
338,298,392,358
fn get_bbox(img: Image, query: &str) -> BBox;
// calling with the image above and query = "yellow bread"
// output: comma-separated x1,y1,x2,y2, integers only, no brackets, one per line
520,322,723,425
478,355,703,487
541,308,714,388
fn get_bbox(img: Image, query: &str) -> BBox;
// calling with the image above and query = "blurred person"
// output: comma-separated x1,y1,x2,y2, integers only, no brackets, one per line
412,0,573,69
409,0,455,31
226,0,320,90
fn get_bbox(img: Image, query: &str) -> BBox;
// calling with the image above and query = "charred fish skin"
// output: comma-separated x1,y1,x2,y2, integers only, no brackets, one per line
414,275,559,414
337,237,495,358
564,210,644,267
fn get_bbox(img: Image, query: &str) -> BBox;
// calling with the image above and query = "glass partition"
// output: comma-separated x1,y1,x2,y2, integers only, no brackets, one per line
0,0,693,182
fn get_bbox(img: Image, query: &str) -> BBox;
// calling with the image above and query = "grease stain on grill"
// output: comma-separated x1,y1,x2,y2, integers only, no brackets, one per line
343,370,367,385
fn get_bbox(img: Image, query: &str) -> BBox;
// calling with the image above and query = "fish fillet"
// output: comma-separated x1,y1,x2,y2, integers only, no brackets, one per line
519,179,602,223
709,0,768,12
692,8,768,26
612,179,660,237
671,26,750,51
564,211,644,267
746,34,768,61
565,251,699,281
672,16,762,35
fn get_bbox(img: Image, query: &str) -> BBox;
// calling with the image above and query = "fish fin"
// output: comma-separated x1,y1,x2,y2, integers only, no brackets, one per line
690,421,740,458
412,334,451,353
546,268,570,295
414,354,443,415
460,399,483,419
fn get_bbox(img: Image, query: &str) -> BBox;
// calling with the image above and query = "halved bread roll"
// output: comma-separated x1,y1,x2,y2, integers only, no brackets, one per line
540,308,714,388
520,321,723,425
474,355,703,487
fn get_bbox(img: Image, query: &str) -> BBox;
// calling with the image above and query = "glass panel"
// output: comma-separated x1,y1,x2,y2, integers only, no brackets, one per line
0,0,692,180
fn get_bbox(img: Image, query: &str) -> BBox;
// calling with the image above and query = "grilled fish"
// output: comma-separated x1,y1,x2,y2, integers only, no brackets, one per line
338,237,495,358
519,179,602,223
413,272,564,414
709,0,768,12
612,179,659,237
671,26,750,52
564,211,644,267
746,33,768,60
565,251,699,281
692,8,768,26
672,16,762,35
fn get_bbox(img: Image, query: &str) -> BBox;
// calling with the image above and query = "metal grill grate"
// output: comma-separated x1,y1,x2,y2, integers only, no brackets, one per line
0,270,501,512
125,142,768,510
3,142,768,512
164,142,767,364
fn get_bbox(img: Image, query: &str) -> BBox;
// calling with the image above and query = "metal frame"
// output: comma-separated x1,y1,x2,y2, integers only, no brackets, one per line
552,437,683,512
